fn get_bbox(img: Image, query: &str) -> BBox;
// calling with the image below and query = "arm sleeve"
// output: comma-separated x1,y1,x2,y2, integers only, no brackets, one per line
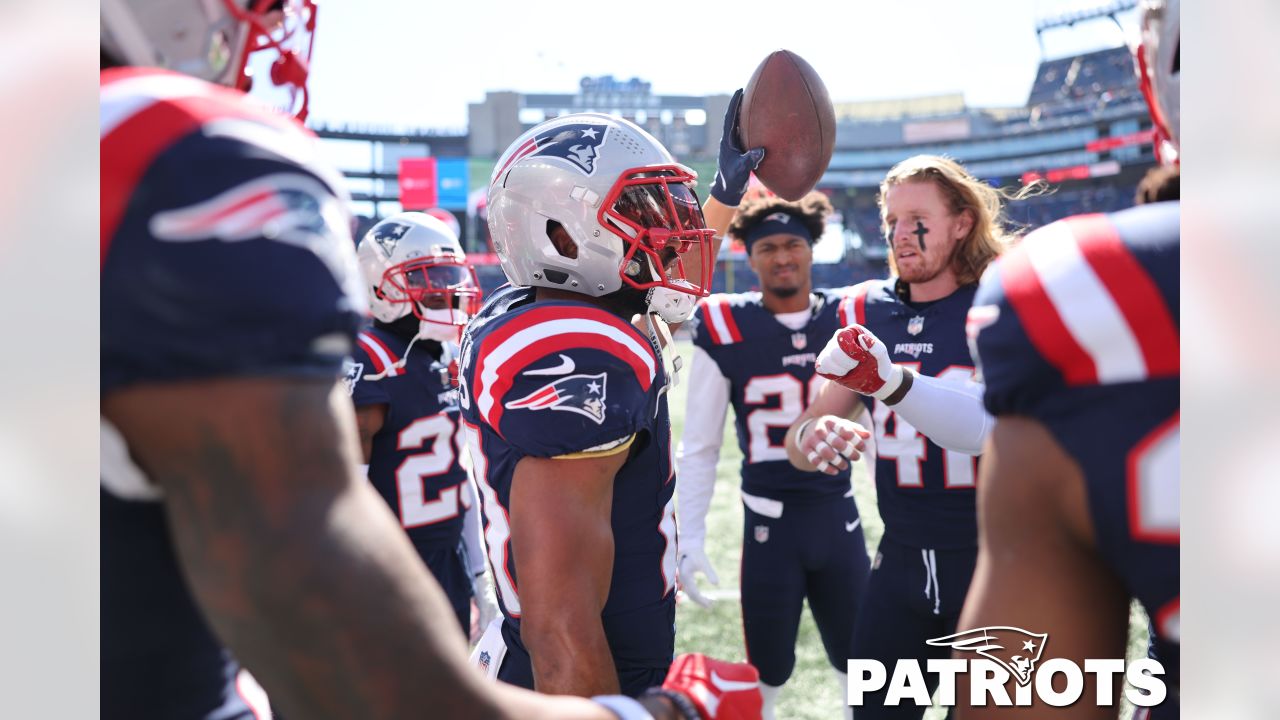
892,372,994,456
675,345,731,549
459,477,487,576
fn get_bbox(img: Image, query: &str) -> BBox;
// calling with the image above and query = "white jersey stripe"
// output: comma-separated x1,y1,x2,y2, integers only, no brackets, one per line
1024,223,1147,383
705,299,734,345
100,73,211,137
476,317,656,423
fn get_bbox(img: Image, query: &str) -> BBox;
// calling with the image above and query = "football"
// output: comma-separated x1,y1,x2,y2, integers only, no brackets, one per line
739,50,836,201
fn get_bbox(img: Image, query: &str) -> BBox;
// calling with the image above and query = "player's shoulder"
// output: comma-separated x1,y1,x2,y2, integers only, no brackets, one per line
825,278,892,327
101,67,306,139
973,207,1179,410
353,327,409,379
467,292,659,452
469,292,658,415
692,291,765,346
101,67,345,204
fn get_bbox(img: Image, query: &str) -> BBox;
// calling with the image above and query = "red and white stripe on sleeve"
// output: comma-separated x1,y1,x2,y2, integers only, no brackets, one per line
1000,214,1178,386
700,296,743,345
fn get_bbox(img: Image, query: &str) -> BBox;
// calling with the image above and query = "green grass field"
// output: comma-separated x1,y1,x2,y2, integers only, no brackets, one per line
665,340,1150,719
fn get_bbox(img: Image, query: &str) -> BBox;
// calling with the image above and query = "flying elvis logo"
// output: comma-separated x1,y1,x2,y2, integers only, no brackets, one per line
847,626,1169,709
504,372,609,424
492,123,609,182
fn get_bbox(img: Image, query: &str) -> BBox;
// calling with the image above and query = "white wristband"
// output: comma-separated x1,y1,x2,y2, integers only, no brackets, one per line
592,695,656,720
793,417,817,454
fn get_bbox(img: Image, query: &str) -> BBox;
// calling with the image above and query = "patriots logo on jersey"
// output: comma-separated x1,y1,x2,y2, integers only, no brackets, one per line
926,627,1048,686
370,222,411,257
150,173,332,244
341,359,364,396
504,372,609,424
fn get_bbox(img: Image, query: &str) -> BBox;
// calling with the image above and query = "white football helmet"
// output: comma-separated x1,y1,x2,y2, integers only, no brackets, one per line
357,212,481,343
487,113,714,315
1136,0,1180,163
100,0,317,118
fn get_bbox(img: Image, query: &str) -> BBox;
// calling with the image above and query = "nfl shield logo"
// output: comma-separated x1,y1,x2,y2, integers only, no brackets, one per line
478,650,491,672
791,332,807,350
754,525,770,543
907,316,925,336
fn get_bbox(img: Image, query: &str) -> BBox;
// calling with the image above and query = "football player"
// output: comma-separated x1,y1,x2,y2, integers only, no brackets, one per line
459,99,759,697
784,155,1030,719
349,211,498,638
101,2,759,718
957,0,1180,716
677,191,870,720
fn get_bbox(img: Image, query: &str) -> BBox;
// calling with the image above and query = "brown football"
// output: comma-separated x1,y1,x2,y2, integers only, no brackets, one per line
739,50,836,201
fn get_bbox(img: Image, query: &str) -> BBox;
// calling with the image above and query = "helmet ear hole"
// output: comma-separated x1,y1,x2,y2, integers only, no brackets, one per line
546,220,579,259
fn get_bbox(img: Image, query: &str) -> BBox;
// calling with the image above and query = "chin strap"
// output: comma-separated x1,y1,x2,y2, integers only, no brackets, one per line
361,333,422,382
645,312,684,417
362,329,457,382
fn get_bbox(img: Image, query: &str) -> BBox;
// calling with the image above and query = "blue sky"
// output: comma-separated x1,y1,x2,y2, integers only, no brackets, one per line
285,0,1136,132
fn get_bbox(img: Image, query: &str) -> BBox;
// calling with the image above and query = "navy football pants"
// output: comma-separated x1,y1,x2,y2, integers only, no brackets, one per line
740,495,870,687
421,545,471,635
850,536,977,719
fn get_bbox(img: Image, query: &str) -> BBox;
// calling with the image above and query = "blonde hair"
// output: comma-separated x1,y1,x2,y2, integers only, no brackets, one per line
878,155,1045,286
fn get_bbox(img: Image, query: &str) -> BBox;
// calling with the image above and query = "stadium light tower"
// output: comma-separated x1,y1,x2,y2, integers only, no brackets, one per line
1034,0,1137,56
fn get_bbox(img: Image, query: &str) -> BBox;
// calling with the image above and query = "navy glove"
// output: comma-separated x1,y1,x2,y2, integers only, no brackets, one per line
710,89,766,207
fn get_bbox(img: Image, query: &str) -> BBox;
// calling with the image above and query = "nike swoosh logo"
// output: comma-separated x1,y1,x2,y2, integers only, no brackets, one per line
524,354,575,376
846,520,861,533
710,670,760,693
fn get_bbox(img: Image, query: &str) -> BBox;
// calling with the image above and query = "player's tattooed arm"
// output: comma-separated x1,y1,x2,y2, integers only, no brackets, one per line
353,402,387,463
955,417,1129,719
510,446,629,696
102,378,511,720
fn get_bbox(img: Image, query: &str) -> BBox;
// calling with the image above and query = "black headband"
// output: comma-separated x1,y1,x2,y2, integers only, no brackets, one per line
742,211,814,252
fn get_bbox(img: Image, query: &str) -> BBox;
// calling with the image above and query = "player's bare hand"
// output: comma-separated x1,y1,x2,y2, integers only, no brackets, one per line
797,415,870,475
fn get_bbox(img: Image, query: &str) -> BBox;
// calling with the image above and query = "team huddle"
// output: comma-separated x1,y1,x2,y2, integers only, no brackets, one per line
100,1,1180,719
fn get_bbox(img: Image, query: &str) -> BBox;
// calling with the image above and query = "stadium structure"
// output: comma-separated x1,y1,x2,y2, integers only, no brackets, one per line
312,41,1155,295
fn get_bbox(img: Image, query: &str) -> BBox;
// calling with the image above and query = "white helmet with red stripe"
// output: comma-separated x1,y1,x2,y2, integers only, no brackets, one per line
357,212,481,343
487,113,714,321
100,0,317,118
1135,0,1180,163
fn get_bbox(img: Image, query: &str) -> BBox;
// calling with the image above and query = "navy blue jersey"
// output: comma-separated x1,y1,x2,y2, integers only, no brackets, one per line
839,279,980,549
349,329,469,550
690,290,854,501
100,67,364,719
457,286,678,692
973,204,1180,709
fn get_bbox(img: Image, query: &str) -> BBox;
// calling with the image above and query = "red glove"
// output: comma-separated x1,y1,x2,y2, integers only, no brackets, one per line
815,324,905,400
658,653,762,720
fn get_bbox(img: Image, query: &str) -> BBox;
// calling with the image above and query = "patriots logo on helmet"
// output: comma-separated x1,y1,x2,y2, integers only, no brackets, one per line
495,123,610,181
926,626,1048,686
504,372,608,424
370,222,412,257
